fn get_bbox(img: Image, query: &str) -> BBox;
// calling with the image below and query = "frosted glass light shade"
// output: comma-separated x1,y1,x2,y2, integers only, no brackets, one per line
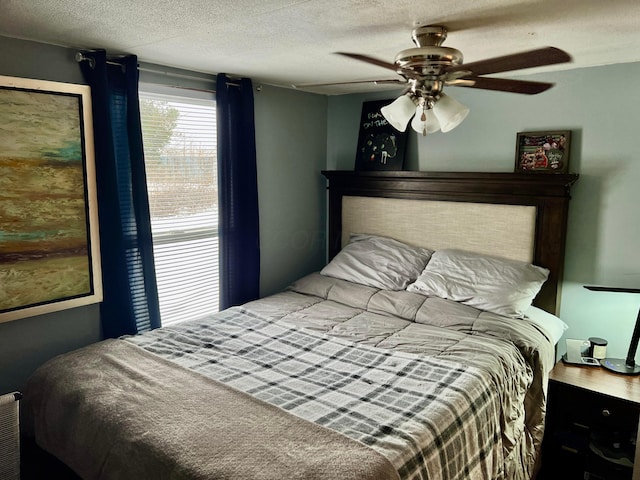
433,93,470,132
380,95,415,132
410,106,440,135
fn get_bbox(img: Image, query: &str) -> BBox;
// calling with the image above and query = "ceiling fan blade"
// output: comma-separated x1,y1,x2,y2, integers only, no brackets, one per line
335,52,398,71
455,76,554,94
292,78,406,89
445,47,571,76
335,52,421,80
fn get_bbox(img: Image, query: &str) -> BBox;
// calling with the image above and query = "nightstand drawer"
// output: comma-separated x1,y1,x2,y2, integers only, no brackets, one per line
559,388,639,431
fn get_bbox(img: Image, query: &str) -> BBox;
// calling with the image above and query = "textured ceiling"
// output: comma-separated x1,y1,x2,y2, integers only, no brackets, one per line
2,0,640,95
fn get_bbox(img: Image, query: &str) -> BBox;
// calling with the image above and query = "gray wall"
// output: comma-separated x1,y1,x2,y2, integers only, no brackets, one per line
254,84,328,297
0,36,328,393
327,62,640,360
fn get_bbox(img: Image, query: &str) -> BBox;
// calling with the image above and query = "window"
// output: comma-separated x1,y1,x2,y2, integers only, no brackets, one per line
139,89,218,326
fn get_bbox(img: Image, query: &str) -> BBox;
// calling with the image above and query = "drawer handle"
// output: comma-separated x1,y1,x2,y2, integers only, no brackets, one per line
601,409,611,417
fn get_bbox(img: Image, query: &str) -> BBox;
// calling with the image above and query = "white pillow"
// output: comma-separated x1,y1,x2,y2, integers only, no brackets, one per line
524,305,569,345
406,249,549,318
320,234,433,291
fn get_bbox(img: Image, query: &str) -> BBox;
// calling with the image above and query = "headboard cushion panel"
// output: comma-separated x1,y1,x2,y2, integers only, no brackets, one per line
342,196,536,263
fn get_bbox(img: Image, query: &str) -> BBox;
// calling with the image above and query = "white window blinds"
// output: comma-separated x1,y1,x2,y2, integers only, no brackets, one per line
139,90,218,326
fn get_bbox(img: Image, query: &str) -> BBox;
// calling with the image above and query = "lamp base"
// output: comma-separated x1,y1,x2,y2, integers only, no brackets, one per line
600,358,640,375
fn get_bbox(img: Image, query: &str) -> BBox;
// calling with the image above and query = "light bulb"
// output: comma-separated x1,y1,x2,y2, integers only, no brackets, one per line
410,105,440,136
432,93,469,132
380,95,416,132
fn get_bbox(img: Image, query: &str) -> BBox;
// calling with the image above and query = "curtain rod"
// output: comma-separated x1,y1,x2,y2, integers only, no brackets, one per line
75,52,242,92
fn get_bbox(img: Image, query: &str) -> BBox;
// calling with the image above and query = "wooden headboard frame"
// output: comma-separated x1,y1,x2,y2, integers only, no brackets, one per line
322,170,579,315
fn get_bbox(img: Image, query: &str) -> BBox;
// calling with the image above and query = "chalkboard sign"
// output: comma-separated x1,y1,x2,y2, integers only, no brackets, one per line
354,99,408,171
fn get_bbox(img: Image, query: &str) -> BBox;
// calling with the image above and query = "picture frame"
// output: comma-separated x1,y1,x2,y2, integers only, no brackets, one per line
514,130,571,173
354,99,407,171
0,75,102,323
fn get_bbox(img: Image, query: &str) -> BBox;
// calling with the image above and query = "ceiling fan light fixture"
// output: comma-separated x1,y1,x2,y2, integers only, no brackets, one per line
410,104,440,136
432,93,469,133
335,25,571,131
380,94,416,132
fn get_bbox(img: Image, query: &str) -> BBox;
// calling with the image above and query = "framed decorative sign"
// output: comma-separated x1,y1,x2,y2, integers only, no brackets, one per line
354,99,408,171
0,75,102,323
515,130,571,173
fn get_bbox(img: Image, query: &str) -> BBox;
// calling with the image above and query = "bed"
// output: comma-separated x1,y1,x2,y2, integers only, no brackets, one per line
22,170,578,480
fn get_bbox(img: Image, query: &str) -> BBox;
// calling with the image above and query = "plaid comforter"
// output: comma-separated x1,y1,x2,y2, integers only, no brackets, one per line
126,304,521,480
24,273,553,480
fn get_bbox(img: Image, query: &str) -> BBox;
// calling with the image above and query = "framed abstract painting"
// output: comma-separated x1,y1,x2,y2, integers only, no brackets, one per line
0,75,102,323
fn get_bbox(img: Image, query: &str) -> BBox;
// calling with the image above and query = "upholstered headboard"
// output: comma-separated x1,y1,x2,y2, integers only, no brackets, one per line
322,170,578,315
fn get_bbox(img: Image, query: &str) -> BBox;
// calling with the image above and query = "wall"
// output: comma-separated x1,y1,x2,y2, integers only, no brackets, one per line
254,85,328,297
327,62,640,360
0,36,328,393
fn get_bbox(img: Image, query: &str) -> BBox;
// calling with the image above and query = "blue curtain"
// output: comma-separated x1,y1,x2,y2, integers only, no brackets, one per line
79,51,161,338
216,74,260,309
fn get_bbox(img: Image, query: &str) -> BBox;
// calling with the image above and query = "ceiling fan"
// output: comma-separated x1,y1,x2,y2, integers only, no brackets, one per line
302,25,572,135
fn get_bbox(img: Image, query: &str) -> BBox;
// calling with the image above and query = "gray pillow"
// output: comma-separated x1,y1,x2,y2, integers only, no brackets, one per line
320,234,433,291
406,248,549,318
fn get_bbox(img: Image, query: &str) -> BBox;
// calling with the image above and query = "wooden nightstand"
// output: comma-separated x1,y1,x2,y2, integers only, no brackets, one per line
540,361,640,480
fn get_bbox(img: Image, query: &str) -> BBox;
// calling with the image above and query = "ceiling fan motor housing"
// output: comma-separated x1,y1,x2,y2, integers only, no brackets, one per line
395,25,463,76
395,26,463,98
395,47,463,75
